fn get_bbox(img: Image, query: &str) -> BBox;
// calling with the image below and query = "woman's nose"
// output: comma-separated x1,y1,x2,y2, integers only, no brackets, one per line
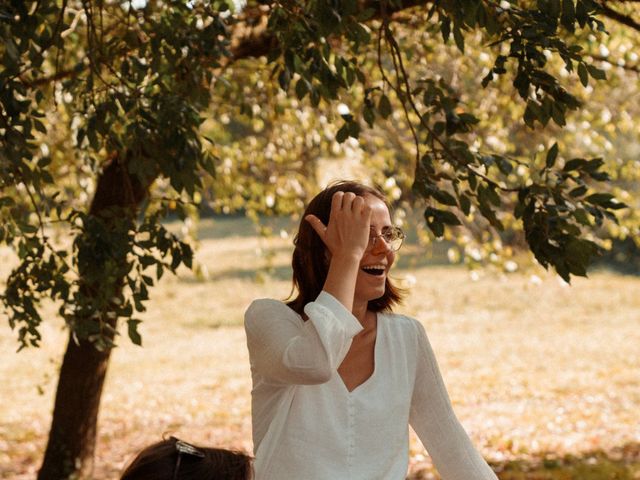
371,235,392,253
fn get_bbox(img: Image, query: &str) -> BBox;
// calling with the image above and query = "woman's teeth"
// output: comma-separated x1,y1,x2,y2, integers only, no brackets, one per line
362,265,385,276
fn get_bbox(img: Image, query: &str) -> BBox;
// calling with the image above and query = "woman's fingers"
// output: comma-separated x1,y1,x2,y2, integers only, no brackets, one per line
305,214,327,240
330,190,370,219
333,191,366,214
342,191,357,210
352,195,365,214
312,190,371,256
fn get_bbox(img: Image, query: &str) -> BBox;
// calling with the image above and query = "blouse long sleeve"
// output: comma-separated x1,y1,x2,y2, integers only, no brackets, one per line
409,321,497,480
244,291,363,386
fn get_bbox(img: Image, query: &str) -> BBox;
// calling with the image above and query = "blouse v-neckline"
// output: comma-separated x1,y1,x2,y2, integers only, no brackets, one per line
337,312,382,394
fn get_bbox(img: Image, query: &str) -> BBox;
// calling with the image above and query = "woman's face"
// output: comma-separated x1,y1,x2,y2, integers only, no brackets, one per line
353,194,396,306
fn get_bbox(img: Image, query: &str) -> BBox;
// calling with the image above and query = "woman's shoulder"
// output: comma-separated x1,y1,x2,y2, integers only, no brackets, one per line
245,298,301,327
246,297,287,312
380,312,433,359
380,311,426,336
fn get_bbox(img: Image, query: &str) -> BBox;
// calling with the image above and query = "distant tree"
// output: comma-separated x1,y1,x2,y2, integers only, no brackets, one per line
1,0,637,478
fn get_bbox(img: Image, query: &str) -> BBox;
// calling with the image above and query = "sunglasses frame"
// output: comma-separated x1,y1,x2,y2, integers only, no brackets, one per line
368,226,406,252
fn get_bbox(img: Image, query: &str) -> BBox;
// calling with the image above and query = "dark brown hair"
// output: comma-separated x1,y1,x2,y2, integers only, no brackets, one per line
287,180,404,315
120,437,252,480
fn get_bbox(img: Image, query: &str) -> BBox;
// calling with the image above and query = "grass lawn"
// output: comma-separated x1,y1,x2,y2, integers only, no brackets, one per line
1,217,639,479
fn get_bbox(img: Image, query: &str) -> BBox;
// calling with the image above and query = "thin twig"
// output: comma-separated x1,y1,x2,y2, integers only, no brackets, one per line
377,20,421,169
52,0,69,94
382,21,520,192
23,181,79,276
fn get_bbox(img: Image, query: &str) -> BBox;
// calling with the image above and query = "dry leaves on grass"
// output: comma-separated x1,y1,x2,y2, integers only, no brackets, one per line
1,228,639,479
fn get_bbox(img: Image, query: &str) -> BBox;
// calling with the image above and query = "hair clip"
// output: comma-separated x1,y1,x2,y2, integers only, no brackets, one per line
175,439,205,458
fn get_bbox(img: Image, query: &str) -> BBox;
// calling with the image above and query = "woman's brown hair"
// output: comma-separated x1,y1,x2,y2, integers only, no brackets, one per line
287,180,404,315
120,437,251,480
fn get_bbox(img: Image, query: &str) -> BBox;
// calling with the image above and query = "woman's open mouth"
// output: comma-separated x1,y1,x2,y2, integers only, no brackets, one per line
361,265,386,276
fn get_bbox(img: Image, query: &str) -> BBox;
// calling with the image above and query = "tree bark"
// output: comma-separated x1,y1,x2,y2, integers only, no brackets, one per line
38,156,148,480
37,327,115,479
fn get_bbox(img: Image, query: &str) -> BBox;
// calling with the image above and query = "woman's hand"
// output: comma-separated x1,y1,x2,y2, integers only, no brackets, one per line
305,191,371,261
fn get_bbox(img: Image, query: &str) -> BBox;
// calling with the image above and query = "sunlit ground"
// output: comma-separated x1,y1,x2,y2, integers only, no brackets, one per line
1,217,639,479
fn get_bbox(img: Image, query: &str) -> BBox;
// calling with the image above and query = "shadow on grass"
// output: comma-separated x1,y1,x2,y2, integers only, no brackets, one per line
179,263,294,283
408,442,640,480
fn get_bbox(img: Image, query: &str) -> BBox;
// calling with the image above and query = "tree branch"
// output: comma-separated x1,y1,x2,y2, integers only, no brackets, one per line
598,2,640,31
19,0,638,90
228,0,435,62
592,53,640,74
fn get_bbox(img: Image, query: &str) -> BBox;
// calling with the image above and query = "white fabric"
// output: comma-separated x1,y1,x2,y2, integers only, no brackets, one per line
244,291,497,480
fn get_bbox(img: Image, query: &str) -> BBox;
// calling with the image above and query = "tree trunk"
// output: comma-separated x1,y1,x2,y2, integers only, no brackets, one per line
37,326,115,479
38,156,148,480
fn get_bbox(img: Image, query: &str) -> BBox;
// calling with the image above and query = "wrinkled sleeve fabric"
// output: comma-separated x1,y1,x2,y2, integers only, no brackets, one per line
409,321,497,480
244,291,363,385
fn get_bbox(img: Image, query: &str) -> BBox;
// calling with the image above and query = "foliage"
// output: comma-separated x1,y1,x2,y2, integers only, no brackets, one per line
1,0,225,348
1,0,637,344
203,3,640,276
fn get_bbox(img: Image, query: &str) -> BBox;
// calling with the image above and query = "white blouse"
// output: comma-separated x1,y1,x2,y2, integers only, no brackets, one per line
244,291,497,480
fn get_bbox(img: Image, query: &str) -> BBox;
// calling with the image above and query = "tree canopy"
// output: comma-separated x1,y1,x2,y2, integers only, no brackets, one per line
1,0,639,477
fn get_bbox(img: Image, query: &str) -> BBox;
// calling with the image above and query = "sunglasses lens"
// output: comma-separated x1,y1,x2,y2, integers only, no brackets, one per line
389,228,404,251
368,228,405,251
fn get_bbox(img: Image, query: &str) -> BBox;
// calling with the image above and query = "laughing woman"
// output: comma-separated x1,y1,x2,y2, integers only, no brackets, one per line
244,181,497,480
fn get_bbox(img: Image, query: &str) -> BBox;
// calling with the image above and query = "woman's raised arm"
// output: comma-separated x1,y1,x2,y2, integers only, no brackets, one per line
244,292,362,385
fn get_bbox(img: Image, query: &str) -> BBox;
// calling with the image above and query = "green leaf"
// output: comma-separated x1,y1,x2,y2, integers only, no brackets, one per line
363,104,375,127
170,249,182,270
563,158,587,171
468,172,478,191
346,120,360,139
336,124,349,143
156,262,164,280
561,0,576,30
378,94,392,119
440,18,451,42
181,243,193,269
0,196,16,208
585,193,614,205
495,156,513,175
459,194,471,216
585,193,626,209
438,210,462,225
569,185,587,197
356,8,376,21
433,189,458,207
577,63,588,87
523,103,536,128
33,119,47,134
20,224,38,234
586,65,606,80
550,102,566,127
453,25,465,53
424,207,462,227
546,143,559,168
295,78,309,100
278,69,291,90
127,319,143,346
479,184,501,207
573,208,591,225
40,170,54,184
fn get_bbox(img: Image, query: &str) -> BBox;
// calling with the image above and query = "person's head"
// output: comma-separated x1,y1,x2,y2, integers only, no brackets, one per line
287,180,405,314
120,437,252,480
